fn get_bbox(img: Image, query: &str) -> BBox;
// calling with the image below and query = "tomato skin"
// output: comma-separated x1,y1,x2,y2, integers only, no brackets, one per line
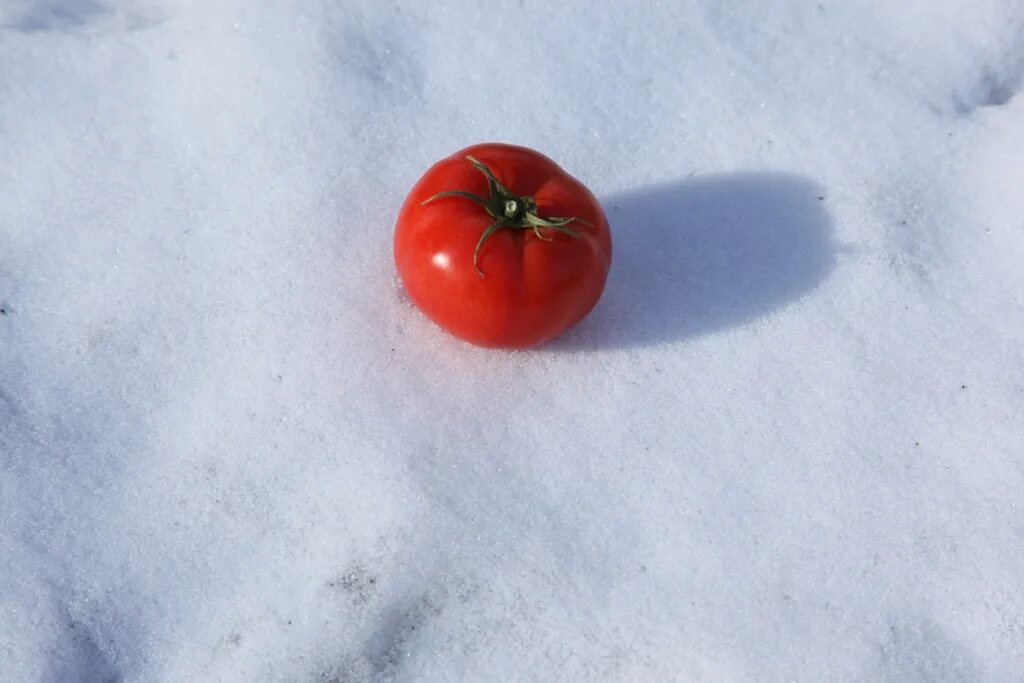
394,144,612,348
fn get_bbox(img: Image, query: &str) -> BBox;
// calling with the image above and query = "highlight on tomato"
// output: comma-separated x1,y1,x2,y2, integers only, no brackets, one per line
394,143,612,349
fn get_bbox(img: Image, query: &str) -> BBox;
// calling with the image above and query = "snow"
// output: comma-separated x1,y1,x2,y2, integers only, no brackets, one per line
2,0,1023,680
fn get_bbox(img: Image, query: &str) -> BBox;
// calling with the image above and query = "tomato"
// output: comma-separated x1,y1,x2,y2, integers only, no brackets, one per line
394,143,612,348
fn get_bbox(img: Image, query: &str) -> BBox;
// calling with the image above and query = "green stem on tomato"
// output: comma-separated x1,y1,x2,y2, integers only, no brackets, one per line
420,156,591,278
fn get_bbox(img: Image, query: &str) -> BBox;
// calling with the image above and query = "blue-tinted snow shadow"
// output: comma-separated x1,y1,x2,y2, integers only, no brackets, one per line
3,0,110,32
547,172,836,351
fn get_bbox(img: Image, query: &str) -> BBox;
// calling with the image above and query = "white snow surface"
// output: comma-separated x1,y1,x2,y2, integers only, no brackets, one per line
2,0,1024,680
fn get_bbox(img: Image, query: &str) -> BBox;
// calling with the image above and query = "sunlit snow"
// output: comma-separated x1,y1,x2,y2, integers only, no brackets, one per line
2,1,1023,681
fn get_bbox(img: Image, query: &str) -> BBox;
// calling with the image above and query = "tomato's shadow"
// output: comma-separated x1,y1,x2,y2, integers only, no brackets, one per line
547,172,836,351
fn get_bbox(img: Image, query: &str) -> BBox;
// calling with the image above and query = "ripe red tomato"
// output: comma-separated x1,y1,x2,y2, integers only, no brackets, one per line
394,143,612,348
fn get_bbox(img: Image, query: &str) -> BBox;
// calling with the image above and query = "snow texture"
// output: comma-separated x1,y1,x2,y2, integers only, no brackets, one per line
2,0,1023,681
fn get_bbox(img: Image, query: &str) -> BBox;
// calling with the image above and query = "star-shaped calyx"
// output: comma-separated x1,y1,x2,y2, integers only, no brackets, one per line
421,156,593,277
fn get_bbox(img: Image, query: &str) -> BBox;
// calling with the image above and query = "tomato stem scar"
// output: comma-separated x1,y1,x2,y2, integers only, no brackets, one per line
420,156,592,277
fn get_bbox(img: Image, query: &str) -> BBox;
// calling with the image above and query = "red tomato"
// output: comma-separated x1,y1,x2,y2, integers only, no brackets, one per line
394,143,612,348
